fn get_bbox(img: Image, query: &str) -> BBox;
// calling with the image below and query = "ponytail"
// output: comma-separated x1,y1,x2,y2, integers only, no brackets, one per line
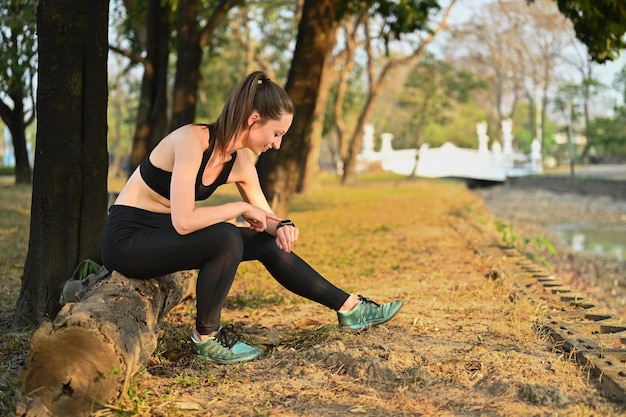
211,71,294,156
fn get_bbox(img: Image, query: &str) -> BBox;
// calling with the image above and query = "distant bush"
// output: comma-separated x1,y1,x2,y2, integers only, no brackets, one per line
0,166,15,176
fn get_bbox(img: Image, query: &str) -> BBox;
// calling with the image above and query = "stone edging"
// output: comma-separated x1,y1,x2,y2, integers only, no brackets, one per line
480,243,626,403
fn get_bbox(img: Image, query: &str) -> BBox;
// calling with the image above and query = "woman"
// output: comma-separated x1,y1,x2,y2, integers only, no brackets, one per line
101,71,403,364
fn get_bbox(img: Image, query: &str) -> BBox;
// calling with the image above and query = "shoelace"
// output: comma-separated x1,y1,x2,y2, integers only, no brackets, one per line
215,324,239,349
358,295,380,307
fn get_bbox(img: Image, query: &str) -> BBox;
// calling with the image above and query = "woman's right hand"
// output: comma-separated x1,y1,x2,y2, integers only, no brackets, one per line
241,204,281,232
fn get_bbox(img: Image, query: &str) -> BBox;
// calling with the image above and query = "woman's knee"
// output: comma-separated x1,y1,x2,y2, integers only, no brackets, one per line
210,222,245,257
241,229,286,262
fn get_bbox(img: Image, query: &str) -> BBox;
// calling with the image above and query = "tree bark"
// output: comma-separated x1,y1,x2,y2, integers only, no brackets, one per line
0,91,32,184
169,0,240,132
169,0,202,132
16,269,197,417
256,0,339,217
13,0,109,327
128,0,171,174
297,44,335,194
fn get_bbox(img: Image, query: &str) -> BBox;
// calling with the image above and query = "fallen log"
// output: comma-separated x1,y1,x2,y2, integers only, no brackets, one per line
15,267,197,417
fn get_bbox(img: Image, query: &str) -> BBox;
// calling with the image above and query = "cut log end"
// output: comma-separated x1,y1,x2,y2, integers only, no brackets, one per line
16,270,197,417
17,323,124,417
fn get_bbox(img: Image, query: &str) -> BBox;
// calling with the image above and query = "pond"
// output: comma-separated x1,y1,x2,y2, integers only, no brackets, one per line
549,224,626,262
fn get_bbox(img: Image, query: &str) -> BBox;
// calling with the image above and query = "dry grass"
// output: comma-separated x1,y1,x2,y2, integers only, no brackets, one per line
1,173,625,416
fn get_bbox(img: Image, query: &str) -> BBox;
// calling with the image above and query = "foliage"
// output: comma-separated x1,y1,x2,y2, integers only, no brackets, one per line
71,259,102,280
337,0,441,40
550,0,626,63
526,0,626,63
0,0,37,183
0,0,37,97
588,109,626,161
0,165,15,175
389,55,487,148
422,104,488,149
513,102,559,154
194,2,298,123
616,64,626,104
110,0,148,65
451,0,574,159
494,220,557,269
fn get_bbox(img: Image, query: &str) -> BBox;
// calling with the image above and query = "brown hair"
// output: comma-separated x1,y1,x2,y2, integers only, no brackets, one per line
211,71,294,157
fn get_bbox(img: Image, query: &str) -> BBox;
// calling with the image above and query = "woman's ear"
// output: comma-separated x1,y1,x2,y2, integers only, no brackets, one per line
247,112,261,127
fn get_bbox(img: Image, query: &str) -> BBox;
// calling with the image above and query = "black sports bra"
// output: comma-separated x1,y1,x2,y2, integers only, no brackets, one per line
139,125,237,201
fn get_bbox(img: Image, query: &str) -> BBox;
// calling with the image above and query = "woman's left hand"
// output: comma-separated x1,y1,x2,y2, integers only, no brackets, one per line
276,224,299,253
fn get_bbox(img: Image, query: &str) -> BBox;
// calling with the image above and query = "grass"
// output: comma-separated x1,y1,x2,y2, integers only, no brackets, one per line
1,173,626,416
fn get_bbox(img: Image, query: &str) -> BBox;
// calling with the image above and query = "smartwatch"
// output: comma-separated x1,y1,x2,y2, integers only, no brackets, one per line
276,219,295,230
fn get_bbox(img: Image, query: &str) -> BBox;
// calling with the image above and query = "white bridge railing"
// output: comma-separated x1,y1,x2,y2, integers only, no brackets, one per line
356,120,543,182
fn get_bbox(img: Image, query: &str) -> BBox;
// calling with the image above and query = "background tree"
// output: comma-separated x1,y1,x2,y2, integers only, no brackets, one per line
397,54,487,152
110,0,246,174
168,0,242,132
0,0,37,184
516,0,573,151
588,111,626,161
451,0,572,150
561,49,606,163
107,51,140,177
256,0,458,210
328,14,367,180
13,0,109,327
226,1,300,81
256,0,340,216
340,0,457,185
127,0,171,173
193,2,298,124
530,0,626,63
297,34,337,193
13,0,626,329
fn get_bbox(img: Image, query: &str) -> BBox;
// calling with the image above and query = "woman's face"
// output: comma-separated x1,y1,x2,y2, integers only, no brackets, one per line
246,113,294,156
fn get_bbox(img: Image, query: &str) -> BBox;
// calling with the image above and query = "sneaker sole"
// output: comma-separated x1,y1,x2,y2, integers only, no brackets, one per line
194,348,263,364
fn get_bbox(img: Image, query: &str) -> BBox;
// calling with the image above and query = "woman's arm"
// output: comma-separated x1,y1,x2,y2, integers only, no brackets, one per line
234,150,299,252
168,130,277,235
233,151,276,223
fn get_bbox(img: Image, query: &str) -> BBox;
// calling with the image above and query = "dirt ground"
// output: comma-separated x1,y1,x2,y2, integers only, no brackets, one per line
2,176,626,417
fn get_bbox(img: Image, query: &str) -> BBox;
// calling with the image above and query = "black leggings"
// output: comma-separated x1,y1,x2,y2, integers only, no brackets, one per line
101,205,350,334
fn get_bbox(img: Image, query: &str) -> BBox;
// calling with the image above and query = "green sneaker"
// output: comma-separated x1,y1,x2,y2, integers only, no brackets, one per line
191,324,263,364
337,295,403,331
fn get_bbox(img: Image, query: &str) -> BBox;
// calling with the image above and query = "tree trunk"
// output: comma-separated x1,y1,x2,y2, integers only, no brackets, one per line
16,269,197,417
169,0,202,131
1,92,32,184
297,49,335,194
257,0,339,217
13,0,109,327
342,88,379,185
341,23,383,186
168,0,239,132
128,0,171,174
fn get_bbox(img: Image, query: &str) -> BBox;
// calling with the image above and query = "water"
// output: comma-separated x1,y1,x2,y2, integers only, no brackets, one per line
550,224,626,261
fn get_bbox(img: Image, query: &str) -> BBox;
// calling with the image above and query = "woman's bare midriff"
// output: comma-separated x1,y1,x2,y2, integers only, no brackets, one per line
113,169,172,214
